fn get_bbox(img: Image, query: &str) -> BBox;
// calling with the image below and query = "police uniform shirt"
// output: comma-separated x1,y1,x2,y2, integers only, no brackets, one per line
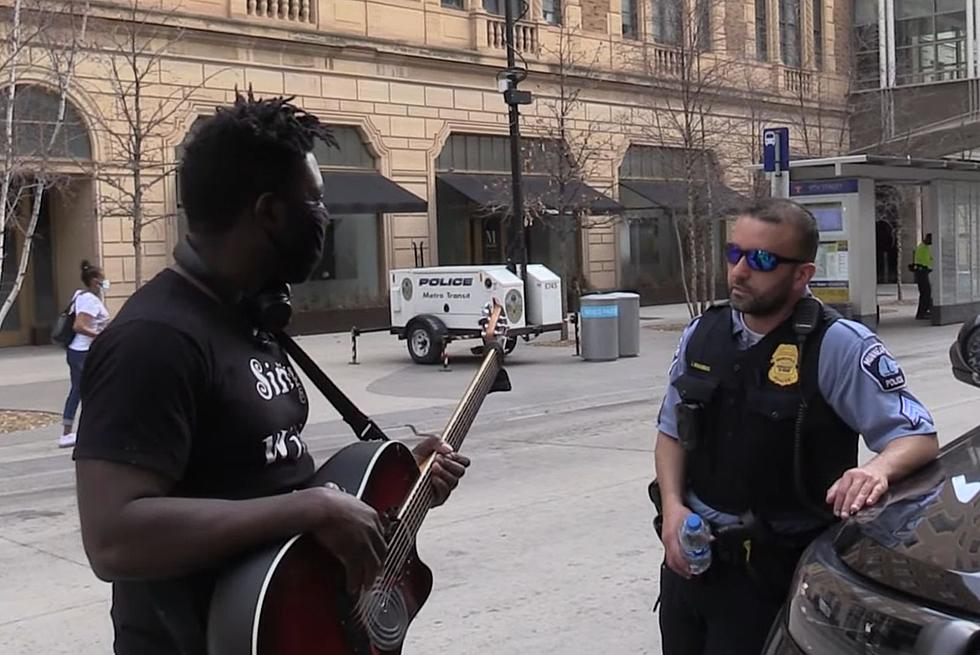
657,308,936,530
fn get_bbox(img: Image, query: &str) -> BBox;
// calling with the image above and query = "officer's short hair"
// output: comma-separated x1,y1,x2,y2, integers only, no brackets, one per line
738,199,819,262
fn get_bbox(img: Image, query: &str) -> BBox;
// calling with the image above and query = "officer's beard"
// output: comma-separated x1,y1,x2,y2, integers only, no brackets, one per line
729,276,795,317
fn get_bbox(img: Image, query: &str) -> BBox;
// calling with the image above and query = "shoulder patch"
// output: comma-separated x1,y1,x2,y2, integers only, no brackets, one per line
899,393,930,431
860,342,907,392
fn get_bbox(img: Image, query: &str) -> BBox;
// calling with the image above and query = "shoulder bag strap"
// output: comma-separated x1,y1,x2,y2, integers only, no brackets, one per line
275,331,389,443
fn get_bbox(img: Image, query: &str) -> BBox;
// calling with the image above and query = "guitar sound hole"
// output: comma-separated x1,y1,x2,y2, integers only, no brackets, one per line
363,586,408,650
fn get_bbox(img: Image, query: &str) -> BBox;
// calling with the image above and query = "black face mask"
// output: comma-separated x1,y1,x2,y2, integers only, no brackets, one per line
269,198,329,284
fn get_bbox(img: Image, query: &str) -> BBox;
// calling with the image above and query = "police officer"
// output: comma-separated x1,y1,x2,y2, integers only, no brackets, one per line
913,233,934,320
653,199,939,655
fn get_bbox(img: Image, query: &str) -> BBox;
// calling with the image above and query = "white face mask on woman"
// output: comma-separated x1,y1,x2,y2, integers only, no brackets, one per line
100,279,111,291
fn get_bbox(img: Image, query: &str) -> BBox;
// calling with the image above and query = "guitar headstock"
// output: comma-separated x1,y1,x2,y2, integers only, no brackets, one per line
479,298,509,347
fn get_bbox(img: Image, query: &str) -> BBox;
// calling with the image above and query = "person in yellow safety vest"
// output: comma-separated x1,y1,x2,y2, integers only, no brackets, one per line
912,233,933,320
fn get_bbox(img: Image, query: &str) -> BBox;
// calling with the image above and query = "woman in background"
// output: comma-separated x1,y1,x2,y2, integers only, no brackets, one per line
60,260,110,448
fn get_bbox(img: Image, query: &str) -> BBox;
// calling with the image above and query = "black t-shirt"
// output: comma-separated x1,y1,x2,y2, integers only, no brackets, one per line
73,269,315,655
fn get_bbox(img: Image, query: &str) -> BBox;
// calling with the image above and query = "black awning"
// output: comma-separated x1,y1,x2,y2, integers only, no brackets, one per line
438,173,623,214
322,171,427,214
619,179,747,212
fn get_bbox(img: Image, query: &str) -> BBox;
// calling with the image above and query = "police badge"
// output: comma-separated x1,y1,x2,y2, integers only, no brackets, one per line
768,343,799,387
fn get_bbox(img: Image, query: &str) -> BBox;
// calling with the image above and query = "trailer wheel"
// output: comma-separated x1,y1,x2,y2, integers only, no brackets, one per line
504,336,518,355
406,316,447,364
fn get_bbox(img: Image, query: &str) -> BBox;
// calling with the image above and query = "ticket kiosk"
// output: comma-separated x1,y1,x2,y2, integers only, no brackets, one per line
790,178,878,327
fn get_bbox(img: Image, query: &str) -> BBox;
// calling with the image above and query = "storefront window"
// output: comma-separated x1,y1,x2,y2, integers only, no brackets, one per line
297,127,384,311
291,213,381,312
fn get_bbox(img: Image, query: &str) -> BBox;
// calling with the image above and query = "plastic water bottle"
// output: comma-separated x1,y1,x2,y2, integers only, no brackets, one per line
679,514,712,575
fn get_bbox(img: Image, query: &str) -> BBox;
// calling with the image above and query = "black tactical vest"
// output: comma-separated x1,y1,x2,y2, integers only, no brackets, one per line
673,304,858,517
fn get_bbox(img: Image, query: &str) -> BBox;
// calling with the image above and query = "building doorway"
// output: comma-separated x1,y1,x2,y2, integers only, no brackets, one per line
0,85,94,346
434,133,620,310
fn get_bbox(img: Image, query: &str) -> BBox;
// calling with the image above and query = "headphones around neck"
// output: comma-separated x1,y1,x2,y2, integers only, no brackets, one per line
172,238,293,333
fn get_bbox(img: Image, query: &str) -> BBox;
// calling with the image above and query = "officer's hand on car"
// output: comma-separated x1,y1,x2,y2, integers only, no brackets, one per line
825,465,889,518
662,502,694,578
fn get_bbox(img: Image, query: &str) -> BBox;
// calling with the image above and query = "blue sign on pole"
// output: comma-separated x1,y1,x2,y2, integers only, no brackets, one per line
762,127,790,173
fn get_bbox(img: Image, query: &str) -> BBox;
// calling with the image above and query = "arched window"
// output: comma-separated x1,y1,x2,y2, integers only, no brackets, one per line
0,85,92,160
314,125,375,169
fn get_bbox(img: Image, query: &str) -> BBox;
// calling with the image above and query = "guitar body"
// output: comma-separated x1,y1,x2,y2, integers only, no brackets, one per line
210,301,511,655
208,441,433,655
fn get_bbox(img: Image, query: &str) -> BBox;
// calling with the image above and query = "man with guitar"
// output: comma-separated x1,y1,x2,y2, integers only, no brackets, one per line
72,92,469,655
653,199,938,655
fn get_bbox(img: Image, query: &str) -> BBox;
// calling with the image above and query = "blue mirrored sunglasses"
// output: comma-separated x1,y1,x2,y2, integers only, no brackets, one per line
725,243,804,272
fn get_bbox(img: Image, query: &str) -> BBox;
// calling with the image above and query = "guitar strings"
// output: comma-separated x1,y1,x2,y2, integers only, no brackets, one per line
377,357,496,575
375,350,498,580
353,330,504,625
354,374,492,626
354,354,500,624
355,373,489,624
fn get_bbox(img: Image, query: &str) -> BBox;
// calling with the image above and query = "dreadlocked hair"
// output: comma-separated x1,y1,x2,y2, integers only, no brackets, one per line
178,88,337,235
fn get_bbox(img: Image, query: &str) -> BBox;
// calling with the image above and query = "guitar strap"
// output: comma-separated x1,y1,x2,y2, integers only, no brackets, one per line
275,332,389,443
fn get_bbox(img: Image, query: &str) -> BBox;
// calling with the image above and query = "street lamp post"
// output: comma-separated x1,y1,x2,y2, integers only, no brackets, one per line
499,0,533,278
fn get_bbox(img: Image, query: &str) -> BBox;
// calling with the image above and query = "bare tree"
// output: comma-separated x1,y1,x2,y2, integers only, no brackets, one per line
733,67,779,200
635,0,739,317
526,25,617,333
92,0,219,288
0,0,90,328
790,68,849,158
470,27,617,334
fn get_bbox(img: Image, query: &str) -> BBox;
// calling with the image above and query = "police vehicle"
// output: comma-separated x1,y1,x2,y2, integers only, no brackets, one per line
764,315,980,655
388,264,564,364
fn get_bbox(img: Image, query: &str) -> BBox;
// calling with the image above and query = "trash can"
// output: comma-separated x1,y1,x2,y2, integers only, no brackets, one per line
611,292,640,357
579,293,620,361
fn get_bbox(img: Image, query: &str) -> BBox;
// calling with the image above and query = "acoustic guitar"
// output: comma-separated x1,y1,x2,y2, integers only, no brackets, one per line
207,301,511,655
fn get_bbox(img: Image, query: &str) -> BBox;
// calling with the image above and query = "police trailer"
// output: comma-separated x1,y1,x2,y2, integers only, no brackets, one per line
380,264,565,364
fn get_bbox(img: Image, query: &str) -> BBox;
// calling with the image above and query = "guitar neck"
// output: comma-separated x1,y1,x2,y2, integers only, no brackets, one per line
397,345,504,529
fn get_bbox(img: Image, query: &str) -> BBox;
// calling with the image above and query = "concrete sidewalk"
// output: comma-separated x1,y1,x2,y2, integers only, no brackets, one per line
0,289,974,655
0,301,694,415
0,288,932,423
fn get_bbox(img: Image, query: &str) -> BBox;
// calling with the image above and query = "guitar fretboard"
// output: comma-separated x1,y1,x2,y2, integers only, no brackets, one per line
386,345,504,569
